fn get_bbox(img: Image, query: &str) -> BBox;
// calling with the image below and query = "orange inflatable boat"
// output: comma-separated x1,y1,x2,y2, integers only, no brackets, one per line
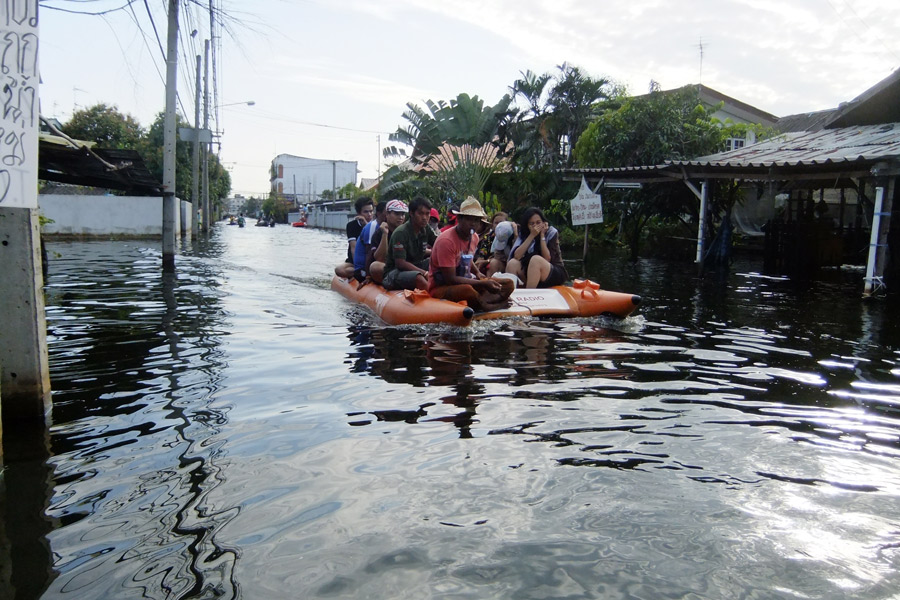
331,276,641,326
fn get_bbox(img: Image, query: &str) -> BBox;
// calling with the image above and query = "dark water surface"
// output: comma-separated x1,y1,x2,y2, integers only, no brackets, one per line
9,221,900,598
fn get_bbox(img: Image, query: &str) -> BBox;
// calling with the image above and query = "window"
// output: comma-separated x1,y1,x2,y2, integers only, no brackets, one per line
726,137,746,152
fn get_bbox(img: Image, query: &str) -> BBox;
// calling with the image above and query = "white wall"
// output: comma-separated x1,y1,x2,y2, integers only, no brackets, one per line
306,208,351,232
39,194,190,236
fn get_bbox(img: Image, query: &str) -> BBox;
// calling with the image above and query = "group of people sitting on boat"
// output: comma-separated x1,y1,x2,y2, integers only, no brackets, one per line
334,195,567,312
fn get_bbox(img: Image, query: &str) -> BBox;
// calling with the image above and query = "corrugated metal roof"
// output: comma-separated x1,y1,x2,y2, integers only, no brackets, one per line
676,122,900,168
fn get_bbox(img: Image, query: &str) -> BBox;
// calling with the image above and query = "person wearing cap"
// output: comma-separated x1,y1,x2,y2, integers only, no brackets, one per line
335,196,375,279
382,196,437,291
488,220,517,276
475,211,510,275
506,206,568,288
428,208,441,236
353,200,387,282
440,203,460,233
368,199,408,284
428,196,514,312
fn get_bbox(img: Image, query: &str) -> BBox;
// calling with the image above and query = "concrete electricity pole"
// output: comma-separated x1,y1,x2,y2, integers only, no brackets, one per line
192,54,201,238
162,0,180,271
0,1,51,433
202,39,211,231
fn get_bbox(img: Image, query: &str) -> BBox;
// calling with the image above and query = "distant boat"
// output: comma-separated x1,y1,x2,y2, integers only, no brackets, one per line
292,221,306,228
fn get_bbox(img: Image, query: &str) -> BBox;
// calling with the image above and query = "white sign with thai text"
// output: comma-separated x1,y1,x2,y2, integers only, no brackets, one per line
570,176,603,226
0,2,39,209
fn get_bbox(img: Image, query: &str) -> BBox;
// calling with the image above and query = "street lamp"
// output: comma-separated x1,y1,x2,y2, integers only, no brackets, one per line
220,100,255,108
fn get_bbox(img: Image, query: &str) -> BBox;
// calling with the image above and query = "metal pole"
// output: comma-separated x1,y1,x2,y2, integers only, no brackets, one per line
332,160,336,208
582,224,589,262
162,0,179,271
202,39,211,231
191,54,201,237
694,180,709,264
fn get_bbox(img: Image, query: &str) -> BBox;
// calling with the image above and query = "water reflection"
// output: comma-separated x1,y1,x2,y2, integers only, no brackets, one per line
16,229,900,599
42,242,240,599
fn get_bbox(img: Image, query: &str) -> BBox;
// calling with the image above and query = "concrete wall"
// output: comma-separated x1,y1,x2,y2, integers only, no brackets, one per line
306,208,351,232
39,194,190,237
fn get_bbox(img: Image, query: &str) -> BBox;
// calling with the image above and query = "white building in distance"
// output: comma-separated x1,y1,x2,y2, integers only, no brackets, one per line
271,154,358,204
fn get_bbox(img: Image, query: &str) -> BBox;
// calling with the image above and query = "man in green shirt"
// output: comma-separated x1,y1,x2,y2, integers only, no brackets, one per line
383,196,438,291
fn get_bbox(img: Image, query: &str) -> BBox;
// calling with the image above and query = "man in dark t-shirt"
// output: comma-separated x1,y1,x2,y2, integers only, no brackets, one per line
383,196,437,291
335,197,374,279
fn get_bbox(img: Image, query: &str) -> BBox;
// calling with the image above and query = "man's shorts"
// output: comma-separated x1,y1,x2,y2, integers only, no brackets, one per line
383,269,424,290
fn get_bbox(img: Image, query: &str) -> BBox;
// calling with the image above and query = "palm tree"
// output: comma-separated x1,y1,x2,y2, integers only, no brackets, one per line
546,63,613,167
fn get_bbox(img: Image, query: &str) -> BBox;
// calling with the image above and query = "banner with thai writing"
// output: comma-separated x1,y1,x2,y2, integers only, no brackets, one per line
0,1,39,209
570,176,603,226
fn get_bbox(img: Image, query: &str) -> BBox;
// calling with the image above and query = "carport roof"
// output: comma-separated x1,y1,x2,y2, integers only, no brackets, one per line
39,133,163,195
566,122,900,186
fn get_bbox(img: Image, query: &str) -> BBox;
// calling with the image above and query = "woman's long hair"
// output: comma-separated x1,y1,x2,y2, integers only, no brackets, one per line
517,207,548,241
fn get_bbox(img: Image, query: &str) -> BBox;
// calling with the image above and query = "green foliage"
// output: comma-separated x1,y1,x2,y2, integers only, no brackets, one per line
61,103,145,149
387,93,513,162
241,196,263,216
507,64,620,171
59,104,231,203
478,191,501,215
260,193,291,223
574,87,723,169
573,86,727,259
385,93,514,201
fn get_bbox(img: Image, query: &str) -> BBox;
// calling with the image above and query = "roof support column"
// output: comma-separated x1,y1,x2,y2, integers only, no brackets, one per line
695,180,709,264
863,175,894,296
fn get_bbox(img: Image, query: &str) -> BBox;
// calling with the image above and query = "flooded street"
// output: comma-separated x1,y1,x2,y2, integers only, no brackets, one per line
7,221,900,598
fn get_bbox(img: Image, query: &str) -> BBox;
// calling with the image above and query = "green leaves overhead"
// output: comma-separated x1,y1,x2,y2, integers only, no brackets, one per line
386,93,513,166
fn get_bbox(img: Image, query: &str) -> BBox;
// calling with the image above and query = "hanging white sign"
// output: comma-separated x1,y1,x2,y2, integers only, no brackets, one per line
0,3,39,209
570,176,603,226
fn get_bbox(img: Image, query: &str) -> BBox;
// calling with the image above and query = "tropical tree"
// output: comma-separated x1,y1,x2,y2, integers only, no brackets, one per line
546,63,619,168
142,112,231,204
261,192,291,223
507,64,619,172
574,85,725,259
384,93,514,204
241,196,263,216
62,103,145,149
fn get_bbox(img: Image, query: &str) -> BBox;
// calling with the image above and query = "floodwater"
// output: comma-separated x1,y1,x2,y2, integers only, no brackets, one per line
4,220,900,599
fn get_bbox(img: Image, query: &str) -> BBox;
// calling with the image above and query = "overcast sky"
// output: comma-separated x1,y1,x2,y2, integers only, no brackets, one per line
39,0,900,197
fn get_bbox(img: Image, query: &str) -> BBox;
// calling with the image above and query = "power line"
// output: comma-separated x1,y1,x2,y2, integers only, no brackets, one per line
838,0,900,64
41,0,140,16
826,0,900,65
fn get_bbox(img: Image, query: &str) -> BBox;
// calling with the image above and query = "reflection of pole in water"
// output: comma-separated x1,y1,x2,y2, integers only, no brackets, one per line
0,423,57,599
156,271,240,597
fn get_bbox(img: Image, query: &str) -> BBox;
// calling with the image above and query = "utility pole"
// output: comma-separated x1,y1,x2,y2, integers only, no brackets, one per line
162,0,180,271
202,39,211,231
0,1,50,428
192,54,201,237
332,160,336,208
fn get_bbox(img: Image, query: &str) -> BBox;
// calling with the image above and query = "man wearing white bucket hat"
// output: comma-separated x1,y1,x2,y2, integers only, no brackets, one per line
427,196,514,312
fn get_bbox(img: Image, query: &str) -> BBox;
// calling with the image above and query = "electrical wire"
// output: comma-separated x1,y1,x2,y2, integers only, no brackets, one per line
41,0,140,16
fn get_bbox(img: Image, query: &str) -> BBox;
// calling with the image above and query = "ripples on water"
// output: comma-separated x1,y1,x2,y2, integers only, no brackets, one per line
12,222,900,599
